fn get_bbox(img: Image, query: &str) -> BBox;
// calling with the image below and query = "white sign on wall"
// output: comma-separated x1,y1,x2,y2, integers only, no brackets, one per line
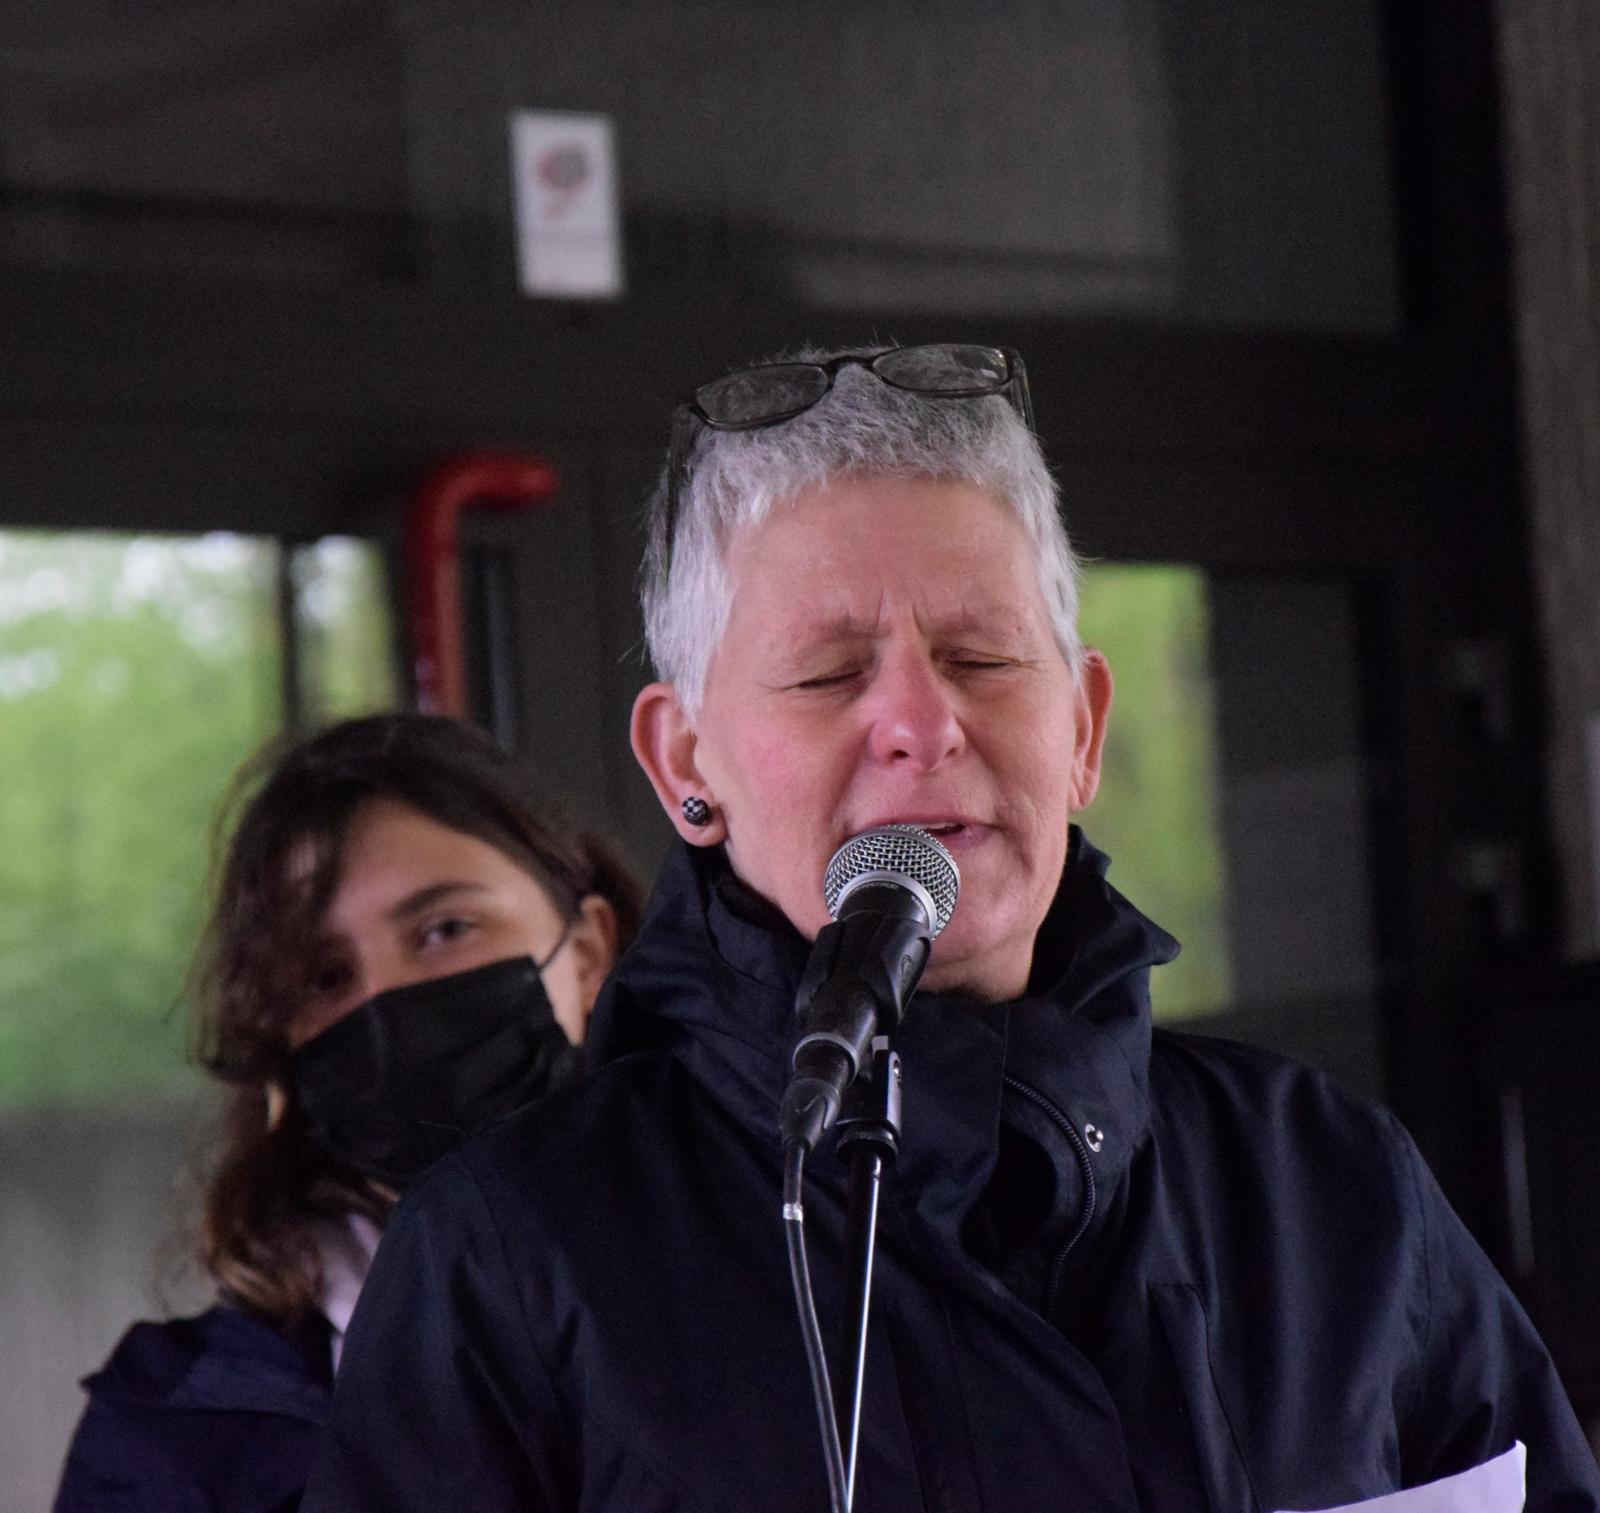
508,110,623,299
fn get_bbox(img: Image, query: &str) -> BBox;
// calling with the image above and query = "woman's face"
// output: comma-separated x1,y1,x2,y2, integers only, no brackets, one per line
635,475,1112,1001
287,798,613,1049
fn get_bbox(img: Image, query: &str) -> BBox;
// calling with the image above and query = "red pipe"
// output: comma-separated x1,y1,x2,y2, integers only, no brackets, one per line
404,451,562,716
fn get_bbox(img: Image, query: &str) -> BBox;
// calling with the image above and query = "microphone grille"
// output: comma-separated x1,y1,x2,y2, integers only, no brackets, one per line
823,824,961,936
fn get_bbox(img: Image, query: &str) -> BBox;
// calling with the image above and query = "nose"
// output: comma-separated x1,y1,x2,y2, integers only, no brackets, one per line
864,647,965,769
334,950,411,1018
348,959,387,1005
358,953,437,1004
291,939,419,1048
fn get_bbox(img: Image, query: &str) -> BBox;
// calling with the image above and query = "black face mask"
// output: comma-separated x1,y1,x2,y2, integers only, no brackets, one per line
289,956,580,1190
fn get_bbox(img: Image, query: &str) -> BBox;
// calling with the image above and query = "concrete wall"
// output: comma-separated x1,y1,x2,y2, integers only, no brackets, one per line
0,1106,213,1513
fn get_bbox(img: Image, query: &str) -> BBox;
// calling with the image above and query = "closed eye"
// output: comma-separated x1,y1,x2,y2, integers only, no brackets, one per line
945,655,1016,674
791,669,863,691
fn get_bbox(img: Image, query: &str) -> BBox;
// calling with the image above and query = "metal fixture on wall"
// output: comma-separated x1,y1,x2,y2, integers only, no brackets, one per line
404,451,561,730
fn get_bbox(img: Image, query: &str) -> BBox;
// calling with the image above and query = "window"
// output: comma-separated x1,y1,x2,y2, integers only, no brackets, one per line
1077,563,1232,1019
0,530,397,1109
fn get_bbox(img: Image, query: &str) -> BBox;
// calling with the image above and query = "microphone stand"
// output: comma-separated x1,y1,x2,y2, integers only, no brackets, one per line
831,1038,902,1510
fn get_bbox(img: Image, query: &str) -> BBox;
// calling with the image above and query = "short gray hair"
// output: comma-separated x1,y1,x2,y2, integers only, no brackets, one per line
640,348,1083,716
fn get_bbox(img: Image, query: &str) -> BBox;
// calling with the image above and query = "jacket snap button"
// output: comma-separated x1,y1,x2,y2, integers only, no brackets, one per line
1084,1123,1105,1153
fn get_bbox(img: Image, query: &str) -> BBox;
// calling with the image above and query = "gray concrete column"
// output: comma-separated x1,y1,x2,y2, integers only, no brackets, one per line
1496,1,1600,953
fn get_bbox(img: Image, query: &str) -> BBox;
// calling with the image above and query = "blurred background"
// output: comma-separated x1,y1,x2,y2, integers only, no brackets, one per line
2,0,1598,1504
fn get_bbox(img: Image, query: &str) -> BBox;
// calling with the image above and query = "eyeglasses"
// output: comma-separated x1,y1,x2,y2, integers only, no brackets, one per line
662,343,1034,572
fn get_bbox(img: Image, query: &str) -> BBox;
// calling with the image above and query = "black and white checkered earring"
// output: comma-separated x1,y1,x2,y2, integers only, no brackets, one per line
681,796,713,827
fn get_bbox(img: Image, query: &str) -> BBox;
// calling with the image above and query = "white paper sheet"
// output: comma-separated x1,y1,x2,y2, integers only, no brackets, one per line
1271,1442,1525,1513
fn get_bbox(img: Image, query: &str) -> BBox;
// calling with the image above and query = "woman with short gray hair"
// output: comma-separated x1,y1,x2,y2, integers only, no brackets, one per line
308,344,1598,1513
643,344,1084,714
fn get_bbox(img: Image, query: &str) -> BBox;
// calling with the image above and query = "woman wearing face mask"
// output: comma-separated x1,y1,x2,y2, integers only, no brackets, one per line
53,712,642,1513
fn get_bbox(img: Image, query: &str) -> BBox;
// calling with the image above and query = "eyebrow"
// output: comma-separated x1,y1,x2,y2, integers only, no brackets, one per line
768,618,875,677
386,881,491,922
784,609,875,640
777,609,1033,664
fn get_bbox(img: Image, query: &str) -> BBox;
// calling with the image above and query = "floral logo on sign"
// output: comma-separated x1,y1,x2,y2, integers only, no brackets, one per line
537,143,590,218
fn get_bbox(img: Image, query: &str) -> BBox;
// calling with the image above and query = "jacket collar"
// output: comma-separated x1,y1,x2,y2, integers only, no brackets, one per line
82,1307,331,1423
588,827,1177,1243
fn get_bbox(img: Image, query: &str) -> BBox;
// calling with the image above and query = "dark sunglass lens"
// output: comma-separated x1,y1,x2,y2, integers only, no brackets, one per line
694,365,831,427
873,344,1009,393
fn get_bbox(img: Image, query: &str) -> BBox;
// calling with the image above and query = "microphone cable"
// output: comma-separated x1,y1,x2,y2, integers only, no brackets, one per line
779,826,959,1513
783,1138,850,1513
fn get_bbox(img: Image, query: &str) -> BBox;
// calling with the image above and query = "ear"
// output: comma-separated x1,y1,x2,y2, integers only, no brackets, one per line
1067,650,1114,812
630,681,728,845
561,893,621,1045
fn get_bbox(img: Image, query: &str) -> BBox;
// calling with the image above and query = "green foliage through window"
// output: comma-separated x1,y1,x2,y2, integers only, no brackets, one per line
0,531,396,1110
1076,564,1232,1019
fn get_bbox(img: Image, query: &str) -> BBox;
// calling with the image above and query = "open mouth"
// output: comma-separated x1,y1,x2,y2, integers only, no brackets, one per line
862,817,983,848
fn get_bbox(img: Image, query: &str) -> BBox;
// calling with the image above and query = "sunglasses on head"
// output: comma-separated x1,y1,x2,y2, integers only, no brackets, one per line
662,343,1034,573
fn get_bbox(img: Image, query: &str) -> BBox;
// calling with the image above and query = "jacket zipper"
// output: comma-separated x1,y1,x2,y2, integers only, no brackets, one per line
1001,1073,1098,1312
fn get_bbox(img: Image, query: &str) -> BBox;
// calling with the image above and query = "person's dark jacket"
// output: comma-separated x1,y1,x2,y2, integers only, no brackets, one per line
305,833,1600,1512
54,1306,331,1513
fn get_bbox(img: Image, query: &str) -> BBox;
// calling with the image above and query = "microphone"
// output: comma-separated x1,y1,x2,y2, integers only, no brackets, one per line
778,825,960,1151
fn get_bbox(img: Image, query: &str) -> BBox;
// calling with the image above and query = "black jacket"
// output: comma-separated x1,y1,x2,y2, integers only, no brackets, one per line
54,1306,331,1513
306,834,1599,1511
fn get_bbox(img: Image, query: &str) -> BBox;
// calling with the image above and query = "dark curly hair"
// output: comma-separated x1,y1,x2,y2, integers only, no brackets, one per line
188,713,644,1323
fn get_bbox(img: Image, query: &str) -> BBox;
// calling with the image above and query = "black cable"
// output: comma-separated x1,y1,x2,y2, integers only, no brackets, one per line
783,1138,850,1513
838,1143,883,1508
